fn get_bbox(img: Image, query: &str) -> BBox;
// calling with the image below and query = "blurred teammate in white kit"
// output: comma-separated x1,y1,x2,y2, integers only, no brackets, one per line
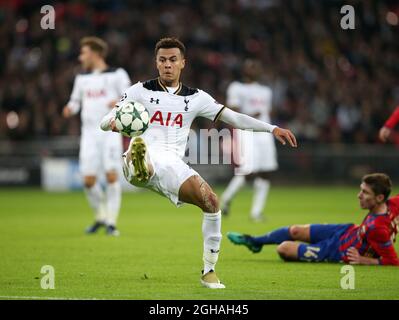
221,59,278,222
63,37,131,236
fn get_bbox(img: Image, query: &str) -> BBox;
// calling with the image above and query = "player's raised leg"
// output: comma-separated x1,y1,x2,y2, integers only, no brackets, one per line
179,176,224,289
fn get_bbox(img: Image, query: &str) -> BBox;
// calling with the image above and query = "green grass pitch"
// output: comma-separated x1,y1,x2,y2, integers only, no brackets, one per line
0,186,398,300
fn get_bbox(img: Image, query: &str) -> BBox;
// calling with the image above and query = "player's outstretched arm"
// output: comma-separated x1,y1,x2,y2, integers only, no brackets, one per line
218,107,297,147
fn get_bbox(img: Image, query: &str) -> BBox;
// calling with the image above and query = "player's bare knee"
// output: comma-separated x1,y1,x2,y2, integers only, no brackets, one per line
289,224,309,241
276,241,291,260
289,225,301,238
84,176,96,188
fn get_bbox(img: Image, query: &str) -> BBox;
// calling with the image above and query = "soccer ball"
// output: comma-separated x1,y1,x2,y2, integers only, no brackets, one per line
115,101,150,137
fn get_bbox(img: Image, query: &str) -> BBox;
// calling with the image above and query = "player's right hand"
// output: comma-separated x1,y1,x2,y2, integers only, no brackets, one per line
379,126,391,143
110,119,119,132
62,106,72,118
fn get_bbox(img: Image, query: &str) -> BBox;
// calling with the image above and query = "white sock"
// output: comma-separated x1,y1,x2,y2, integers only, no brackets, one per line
84,183,105,222
250,178,270,219
202,211,222,274
221,175,245,206
105,181,121,226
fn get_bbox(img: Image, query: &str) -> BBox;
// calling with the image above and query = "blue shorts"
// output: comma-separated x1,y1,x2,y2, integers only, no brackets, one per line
297,224,353,263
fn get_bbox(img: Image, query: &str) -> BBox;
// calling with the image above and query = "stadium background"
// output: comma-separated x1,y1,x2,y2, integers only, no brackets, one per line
0,0,398,188
1,0,399,301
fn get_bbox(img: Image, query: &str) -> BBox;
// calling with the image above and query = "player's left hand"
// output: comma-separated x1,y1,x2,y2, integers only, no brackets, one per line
347,247,361,264
272,127,297,147
378,126,391,143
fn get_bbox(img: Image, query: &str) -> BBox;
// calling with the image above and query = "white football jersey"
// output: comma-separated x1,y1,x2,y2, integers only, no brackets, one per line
226,81,272,123
68,68,131,131
116,78,225,159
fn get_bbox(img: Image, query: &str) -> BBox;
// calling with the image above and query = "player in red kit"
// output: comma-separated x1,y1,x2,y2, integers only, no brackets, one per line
379,106,399,145
227,173,399,266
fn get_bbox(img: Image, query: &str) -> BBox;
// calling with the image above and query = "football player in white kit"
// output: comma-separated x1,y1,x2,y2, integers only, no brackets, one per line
221,59,278,222
100,38,297,288
63,37,131,236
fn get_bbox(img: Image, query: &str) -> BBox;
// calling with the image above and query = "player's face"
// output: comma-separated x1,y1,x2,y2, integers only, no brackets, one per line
156,48,185,86
357,182,382,210
79,45,95,70
243,60,262,81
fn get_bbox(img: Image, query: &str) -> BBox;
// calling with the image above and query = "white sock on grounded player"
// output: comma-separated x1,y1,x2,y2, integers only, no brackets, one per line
250,178,270,219
84,183,105,222
202,211,222,274
221,175,245,205
105,181,121,226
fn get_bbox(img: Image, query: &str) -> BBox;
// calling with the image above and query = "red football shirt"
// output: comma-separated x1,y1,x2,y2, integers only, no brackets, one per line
384,107,399,129
384,107,399,146
339,194,399,266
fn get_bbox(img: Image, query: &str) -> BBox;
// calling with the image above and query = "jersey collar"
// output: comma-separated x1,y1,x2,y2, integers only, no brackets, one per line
157,78,182,95
143,78,198,96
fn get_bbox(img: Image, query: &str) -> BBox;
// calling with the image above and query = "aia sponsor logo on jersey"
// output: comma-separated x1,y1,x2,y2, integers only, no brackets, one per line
150,111,183,128
86,89,106,98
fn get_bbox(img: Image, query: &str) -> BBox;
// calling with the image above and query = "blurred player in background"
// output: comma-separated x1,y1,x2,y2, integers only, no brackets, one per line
101,37,297,288
63,37,131,236
228,173,399,266
379,106,399,145
220,59,277,222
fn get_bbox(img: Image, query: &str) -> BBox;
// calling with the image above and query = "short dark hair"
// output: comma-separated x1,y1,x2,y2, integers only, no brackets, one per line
362,173,392,201
155,37,186,57
80,36,108,58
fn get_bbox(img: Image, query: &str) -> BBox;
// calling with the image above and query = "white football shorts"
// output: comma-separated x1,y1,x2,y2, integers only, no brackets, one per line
234,130,278,175
79,129,123,176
